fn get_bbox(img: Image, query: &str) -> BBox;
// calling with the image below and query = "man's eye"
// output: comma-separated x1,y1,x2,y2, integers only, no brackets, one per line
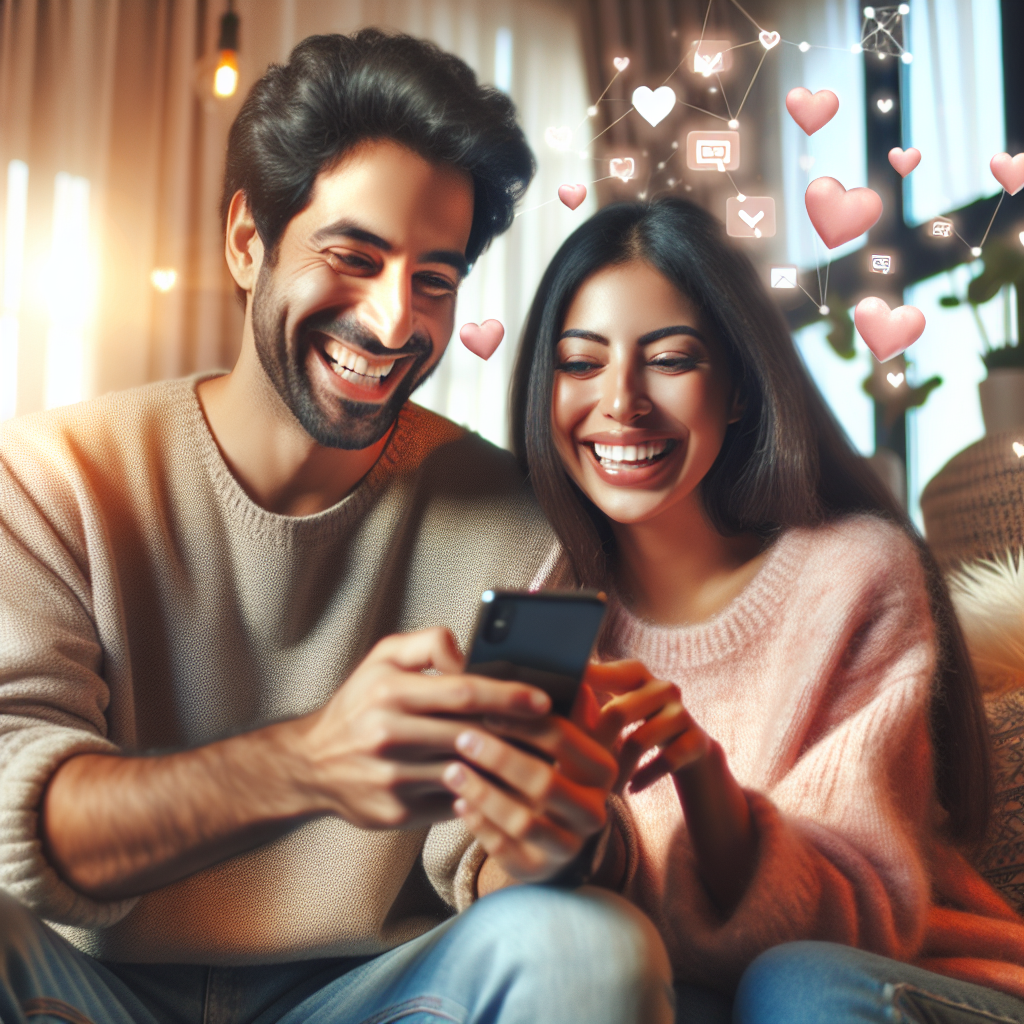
326,251,376,273
415,274,457,296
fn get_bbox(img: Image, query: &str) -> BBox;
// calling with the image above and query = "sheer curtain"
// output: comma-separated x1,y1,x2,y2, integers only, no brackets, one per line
0,0,596,448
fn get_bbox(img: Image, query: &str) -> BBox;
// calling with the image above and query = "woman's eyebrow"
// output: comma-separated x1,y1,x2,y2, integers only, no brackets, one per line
558,325,705,345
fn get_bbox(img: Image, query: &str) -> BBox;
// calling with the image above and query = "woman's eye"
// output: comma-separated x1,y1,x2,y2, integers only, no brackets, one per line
649,354,698,372
557,359,601,376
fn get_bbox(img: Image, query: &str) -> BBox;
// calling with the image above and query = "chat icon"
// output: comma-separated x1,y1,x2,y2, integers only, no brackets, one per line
870,254,892,274
690,40,733,76
686,131,740,172
770,265,798,289
726,196,776,238
931,219,953,238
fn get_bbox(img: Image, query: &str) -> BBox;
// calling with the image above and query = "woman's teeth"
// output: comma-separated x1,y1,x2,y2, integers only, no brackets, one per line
323,339,395,384
593,440,672,467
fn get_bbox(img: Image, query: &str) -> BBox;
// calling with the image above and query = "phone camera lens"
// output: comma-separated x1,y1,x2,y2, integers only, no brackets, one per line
483,602,516,643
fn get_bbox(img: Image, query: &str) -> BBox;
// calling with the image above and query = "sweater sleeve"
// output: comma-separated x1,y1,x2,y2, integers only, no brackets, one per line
623,521,944,990
0,454,137,927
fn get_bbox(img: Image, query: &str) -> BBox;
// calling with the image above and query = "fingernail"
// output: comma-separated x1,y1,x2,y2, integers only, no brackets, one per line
529,691,551,713
455,731,484,758
453,798,469,816
443,763,468,789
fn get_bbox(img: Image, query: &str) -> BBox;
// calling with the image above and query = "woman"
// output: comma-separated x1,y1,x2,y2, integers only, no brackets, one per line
506,198,1024,1021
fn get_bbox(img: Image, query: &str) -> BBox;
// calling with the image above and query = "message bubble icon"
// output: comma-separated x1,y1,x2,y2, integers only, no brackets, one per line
686,131,740,172
770,265,798,289
870,254,892,274
690,39,734,76
726,196,776,238
931,219,953,238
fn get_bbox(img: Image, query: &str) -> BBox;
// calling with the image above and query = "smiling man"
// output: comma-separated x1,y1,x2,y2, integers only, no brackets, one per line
0,30,672,1024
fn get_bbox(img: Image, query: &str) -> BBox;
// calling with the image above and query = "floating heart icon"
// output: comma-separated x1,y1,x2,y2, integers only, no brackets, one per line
886,372,904,387
990,152,1024,196
613,56,630,72
888,147,921,177
785,87,839,135
805,177,883,249
854,297,925,361
557,183,587,210
459,320,505,361
609,157,636,182
544,126,573,151
876,98,894,113
759,30,781,49
1014,441,1024,459
632,86,676,126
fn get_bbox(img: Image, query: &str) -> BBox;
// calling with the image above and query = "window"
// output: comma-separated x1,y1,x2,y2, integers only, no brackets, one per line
0,160,28,421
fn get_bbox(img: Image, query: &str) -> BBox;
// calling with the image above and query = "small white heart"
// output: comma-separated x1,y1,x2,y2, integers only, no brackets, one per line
544,126,573,151
613,56,630,72
759,30,781,50
632,85,676,127
877,98,894,113
886,372,904,387
609,157,636,182
1014,442,1024,459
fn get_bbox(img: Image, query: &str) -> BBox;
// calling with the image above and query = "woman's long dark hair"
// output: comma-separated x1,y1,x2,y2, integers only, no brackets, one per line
510,197,991,845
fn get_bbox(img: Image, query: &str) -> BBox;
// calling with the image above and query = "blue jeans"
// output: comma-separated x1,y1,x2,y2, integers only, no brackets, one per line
734,941,1024,1023
0,885,674,1024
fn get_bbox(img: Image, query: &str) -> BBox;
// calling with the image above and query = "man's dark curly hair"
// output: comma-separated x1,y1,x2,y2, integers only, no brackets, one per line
220,29,535,266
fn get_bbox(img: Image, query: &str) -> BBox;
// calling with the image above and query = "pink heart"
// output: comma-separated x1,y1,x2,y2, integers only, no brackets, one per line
785,88,839,136
990,152,1024,196
459,319,504,361
854,297,925,361
805,176,883,249
558,184,587,210
613,56,630,72
888,147,921,177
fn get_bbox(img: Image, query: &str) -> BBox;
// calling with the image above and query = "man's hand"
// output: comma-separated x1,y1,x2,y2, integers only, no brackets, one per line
441,693,618,886
298,627,553,829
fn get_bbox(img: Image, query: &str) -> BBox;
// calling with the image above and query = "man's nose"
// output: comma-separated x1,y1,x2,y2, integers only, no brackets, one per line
359,263,414,350
600,362,652,423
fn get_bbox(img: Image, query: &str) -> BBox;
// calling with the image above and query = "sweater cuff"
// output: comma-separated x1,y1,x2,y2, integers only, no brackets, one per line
0,726,139,928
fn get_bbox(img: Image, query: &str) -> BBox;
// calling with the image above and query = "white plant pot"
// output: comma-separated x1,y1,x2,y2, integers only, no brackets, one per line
979,368,1024,434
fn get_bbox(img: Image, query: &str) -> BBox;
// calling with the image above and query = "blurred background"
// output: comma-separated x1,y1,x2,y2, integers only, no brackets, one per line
0,0,1021,528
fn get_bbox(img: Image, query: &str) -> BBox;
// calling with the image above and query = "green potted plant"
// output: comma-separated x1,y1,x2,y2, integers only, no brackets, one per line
939,236,1024,434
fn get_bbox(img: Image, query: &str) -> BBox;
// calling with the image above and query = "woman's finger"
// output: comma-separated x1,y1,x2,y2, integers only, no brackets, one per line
583,659,653,697
593,678,680,746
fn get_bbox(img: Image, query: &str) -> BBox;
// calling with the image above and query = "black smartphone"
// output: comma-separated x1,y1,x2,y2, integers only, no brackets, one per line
465,589,607,717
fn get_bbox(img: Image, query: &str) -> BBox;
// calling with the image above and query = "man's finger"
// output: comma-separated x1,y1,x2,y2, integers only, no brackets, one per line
366,627,464,674
583,659,653,696
377,671,550,718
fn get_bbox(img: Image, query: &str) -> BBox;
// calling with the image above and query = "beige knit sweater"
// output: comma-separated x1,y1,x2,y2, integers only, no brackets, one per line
0,375,555,965
598,516,1024,998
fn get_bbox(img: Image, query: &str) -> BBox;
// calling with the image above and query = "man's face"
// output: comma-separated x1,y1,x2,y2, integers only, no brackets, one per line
250,140,475,450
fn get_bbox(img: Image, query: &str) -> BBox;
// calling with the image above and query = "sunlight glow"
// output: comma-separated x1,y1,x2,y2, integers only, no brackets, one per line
1,160,29,421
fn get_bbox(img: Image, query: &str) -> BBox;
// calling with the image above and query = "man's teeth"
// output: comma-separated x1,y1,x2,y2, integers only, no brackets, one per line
593,441,670,465
323,339,395,381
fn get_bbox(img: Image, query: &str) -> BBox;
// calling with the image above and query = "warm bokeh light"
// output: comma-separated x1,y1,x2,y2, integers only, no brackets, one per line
150,268,178,292
213,51,238,98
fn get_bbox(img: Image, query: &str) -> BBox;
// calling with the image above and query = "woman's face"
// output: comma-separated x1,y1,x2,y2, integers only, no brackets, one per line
552,260,740,526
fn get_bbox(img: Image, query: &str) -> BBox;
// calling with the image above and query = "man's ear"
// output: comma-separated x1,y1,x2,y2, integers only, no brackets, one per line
224,190,265,294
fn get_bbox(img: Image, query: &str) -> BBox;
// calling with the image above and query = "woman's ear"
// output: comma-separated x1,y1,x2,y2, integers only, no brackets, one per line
727,387,746,425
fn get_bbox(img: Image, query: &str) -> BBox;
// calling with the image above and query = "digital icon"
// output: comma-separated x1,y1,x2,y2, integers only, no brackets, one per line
758,30,781,50
931,219,953,238
459,320,504,361
686,131,740,172
557,184,587,210
804,177,882,249
876,98,894,113
609,157,636,182
632,86,676,126
726,196,776,238
690,40,733,75
990,152,1024,196
887,372,904,387
770,265,799,289
888,147,921,177
870,254,892,274
854,297,926,362
613,56,630,72
785,87,839,136
1013,441,1024,459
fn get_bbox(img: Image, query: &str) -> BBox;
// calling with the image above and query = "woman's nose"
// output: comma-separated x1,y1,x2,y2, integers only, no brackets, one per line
600,365,652,423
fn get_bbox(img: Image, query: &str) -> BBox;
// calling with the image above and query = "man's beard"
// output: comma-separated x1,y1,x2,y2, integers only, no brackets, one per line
251,264,436,451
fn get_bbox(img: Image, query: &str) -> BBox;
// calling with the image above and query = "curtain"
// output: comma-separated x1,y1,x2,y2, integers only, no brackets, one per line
0,0,596,448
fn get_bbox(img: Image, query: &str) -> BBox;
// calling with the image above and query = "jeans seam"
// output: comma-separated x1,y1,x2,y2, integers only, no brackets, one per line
21,997,97,1024
891,982,1024,1024
357,995,465,1024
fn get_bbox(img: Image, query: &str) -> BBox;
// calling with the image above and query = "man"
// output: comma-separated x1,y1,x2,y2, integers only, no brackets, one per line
0,29,672,1024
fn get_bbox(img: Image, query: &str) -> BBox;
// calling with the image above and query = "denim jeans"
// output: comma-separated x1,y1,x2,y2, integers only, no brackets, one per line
0,885,675,1024
734,941,1024,1024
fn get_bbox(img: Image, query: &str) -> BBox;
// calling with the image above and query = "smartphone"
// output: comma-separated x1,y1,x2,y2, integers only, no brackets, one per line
465,589,607,717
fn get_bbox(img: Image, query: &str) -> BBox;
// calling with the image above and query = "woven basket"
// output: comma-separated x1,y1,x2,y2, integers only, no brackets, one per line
920,431,1024,572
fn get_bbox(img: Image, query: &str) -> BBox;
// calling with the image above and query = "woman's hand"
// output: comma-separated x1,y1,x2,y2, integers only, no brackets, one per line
583,659,757,915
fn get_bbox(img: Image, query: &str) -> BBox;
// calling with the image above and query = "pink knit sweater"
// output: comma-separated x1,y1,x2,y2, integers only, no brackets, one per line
599,515,1024,997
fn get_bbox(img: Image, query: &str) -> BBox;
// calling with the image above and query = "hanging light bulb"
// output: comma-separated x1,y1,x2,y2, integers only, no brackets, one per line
213,2,240,98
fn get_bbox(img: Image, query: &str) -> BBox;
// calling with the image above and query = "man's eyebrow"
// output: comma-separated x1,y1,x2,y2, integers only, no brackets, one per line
310,221,468,277
558,325,706,345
